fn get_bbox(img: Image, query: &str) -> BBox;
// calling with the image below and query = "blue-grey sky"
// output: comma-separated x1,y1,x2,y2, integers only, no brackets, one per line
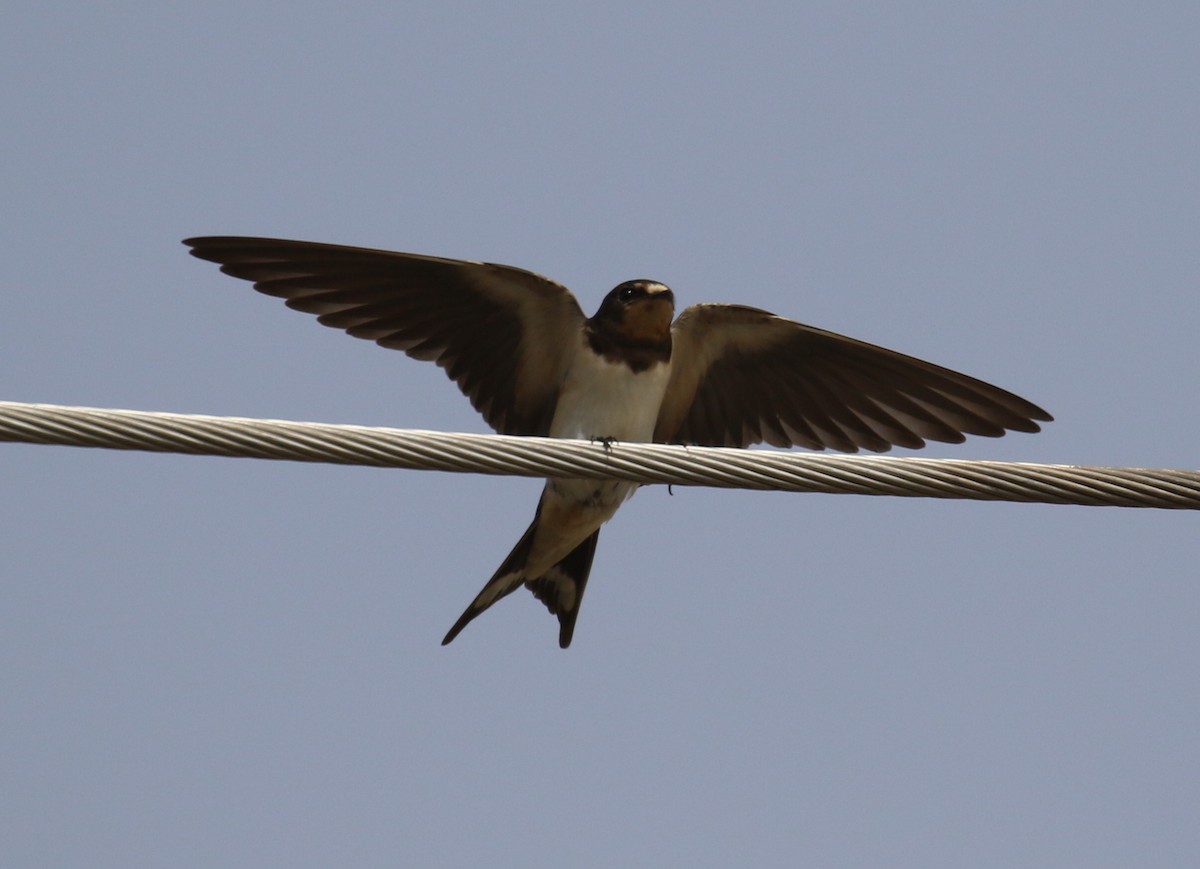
3,3,1198,866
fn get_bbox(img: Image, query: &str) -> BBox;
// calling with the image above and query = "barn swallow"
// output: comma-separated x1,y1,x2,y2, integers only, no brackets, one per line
184,237,1052,648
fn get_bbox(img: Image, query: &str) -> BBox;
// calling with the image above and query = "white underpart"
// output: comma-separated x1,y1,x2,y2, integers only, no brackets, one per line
519,341,672,577
549,342,671,442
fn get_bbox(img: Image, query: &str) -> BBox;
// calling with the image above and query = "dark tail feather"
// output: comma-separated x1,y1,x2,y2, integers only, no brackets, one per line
441,502,602,648
526,529,600,649
441,503,543,646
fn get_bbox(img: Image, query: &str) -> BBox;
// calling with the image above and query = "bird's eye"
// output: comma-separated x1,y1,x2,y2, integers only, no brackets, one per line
618,285,638,302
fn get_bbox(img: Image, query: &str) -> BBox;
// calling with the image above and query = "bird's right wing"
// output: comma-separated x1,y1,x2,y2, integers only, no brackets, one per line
184,237,587,436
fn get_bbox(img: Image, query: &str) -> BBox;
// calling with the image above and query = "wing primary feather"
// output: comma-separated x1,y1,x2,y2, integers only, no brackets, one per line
184,236,586,437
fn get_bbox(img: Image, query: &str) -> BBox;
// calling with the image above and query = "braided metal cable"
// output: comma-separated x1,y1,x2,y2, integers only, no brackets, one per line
2,400,1197,509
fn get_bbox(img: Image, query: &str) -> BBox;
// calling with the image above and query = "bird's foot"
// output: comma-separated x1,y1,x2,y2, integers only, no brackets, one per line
591,436,618,453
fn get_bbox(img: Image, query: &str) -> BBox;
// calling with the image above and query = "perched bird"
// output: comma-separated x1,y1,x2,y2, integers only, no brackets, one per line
184,237,1051,648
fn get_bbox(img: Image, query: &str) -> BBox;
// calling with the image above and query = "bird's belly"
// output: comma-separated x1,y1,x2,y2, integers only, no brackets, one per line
524,351,670,576
548,353,670,442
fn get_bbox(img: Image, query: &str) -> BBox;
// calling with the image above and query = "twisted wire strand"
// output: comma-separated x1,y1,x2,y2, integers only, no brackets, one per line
2,401,1197,509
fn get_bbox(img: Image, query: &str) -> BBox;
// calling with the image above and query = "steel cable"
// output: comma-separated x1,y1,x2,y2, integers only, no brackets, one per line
2,401,1197,509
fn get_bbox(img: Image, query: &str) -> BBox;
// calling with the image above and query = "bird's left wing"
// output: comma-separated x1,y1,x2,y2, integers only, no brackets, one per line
654,304,1051,452
184,237,586,436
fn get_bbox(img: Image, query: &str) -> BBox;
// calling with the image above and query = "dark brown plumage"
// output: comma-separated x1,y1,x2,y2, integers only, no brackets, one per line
185,235,1051,646
184,236,1050,455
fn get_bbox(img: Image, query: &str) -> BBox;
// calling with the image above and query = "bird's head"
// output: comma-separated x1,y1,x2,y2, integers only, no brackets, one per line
593,280,675,344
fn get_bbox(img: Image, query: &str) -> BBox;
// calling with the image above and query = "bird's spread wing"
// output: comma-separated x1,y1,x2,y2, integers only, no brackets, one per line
184,237,586,436
654,304,1052,452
